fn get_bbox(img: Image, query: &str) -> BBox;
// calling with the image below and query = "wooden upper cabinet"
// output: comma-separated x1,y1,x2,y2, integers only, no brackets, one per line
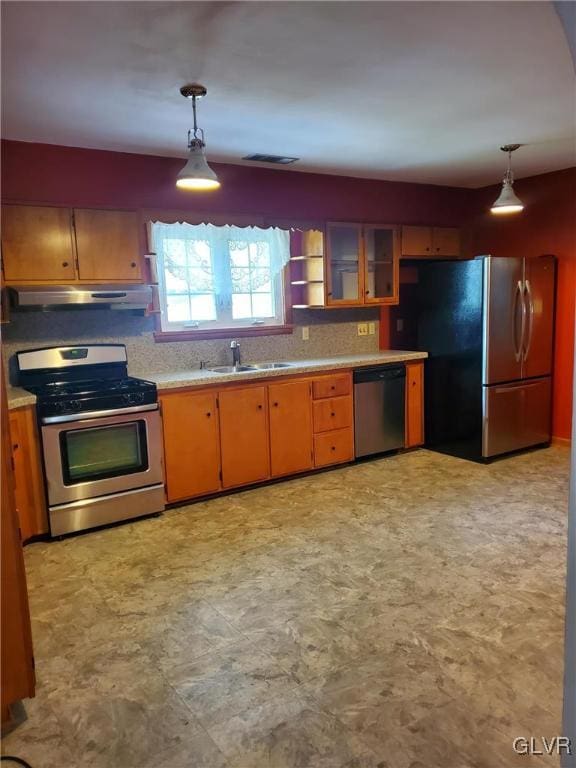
1,205,76,282
269,380,313,477
432,227,460,257
74,209,142,281
401,226,460,259
326,223,399,306
405,361,424,448
160,391,221,502
219,386,270,489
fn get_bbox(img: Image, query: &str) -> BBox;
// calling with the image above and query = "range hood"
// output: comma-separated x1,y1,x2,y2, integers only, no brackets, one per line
9,285,153,312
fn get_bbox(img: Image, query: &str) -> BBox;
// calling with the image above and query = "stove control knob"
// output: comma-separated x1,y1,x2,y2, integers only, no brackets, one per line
69,400,82,411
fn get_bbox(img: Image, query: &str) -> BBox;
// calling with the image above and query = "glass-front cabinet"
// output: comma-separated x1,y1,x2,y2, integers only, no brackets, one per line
325,224,362,304
363,226,400,304
325,223,399,306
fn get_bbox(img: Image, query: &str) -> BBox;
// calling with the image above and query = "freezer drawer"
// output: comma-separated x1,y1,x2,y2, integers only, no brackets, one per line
482,377,551,458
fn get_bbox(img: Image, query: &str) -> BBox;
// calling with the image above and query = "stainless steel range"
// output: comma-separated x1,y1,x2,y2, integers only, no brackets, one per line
16,344,165,537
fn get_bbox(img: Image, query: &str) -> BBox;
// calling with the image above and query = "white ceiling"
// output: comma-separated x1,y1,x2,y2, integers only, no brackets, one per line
2,1,575,188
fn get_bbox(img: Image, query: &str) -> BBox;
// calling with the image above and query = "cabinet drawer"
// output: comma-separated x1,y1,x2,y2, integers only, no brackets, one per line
314,428,354,467
312,375,351,399
313,397,352,433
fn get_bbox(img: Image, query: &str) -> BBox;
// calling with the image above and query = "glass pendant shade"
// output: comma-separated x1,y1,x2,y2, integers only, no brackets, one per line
176,141,220,191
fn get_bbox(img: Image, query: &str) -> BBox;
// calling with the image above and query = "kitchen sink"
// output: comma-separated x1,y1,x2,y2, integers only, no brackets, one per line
205,365,257,373
204,362,293,374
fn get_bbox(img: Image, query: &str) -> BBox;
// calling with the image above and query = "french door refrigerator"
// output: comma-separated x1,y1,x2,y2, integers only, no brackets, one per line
416,255,556,461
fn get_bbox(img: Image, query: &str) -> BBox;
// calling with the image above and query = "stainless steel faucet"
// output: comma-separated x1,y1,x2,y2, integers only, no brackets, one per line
230,340,241,367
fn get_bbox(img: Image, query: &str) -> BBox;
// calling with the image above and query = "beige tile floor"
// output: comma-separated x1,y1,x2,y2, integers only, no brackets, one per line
1,446,569,768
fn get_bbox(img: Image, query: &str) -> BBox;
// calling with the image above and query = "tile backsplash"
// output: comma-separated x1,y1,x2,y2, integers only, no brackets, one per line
2,308,380,382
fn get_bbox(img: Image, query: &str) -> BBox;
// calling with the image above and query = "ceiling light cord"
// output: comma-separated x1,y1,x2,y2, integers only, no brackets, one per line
189,95,204,147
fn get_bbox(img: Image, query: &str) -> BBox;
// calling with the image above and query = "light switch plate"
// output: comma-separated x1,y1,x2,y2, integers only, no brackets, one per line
301,326,309,341
396,318,404,332
358,323,368,336
368,322,375,335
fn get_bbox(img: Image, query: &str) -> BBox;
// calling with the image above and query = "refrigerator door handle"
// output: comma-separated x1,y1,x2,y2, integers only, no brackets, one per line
513,280,525,362
523,279,534,361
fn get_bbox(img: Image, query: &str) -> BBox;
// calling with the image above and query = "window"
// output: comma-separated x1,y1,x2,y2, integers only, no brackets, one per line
151,222,291,335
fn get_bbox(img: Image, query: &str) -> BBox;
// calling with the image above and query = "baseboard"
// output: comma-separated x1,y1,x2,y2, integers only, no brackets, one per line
551,436,572,447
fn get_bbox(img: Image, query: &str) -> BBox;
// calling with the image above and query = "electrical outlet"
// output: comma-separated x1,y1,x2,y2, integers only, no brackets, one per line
368,322,375,335
357,323,368,336
396,318,404,332
301,326,309,341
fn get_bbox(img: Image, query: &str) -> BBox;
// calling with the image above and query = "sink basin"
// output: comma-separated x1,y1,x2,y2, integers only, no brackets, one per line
205,365,257,374
247,362,293,370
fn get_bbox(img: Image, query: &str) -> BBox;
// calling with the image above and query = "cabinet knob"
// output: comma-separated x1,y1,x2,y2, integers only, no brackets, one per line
257,404,263,410
425,247,430,252
331,446,336,451
365,289,370,295
273,402,279,407
331,412,335,417
331,386,335,391
327,291,333,296
62,261,69,267
206,412,211,417
131,262,137,268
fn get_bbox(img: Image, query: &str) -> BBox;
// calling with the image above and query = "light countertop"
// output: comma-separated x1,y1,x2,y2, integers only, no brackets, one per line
6,350,427,408
147,351,427,391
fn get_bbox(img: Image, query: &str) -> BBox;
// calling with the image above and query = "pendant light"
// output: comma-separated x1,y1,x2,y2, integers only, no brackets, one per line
490,144,524,214
176,84,221,191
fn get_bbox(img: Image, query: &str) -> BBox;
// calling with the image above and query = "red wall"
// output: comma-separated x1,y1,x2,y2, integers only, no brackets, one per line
469,168,576,441
1,140,473,225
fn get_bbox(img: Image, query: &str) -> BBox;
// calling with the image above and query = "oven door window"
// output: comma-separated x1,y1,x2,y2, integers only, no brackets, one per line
60,420,149,484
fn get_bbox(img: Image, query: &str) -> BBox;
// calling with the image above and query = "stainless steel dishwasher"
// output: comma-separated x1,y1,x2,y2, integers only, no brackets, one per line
353,365,406,457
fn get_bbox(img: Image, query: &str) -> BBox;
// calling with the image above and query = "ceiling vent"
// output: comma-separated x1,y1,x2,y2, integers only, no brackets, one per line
243,154,299,165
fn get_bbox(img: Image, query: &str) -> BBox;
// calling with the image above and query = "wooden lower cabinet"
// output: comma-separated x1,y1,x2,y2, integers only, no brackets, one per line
160,391,221,502
314,428,354,467
269,380,313,477
8,406,48,541
313,396,353,433
219,386,270,489
405,361,424,447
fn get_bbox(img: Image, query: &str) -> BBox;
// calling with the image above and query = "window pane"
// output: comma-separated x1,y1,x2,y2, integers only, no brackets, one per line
250,268,271,292
188,267,214,293
190,294,216,321
249,243,271,268
231,267,251,293
166,295,191,322
252,293,273,317
229,241,249,267
164,238,187,266
165,269,188,293
232,294,252,319
186,240,212,269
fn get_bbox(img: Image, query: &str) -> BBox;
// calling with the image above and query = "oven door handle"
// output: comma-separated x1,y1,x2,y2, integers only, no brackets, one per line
42,403,159,424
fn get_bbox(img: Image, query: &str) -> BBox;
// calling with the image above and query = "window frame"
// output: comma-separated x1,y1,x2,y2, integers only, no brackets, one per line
149,220,293,342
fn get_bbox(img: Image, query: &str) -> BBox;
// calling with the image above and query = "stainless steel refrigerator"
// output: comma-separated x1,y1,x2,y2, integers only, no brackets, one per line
416,255,556,461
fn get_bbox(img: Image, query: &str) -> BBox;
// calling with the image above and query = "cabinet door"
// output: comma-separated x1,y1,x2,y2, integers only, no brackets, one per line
219,386,270,488
401,226,432,257
326,223,363,305
8,407,48,541
269,381,313,477
74,209,142,281
364,226,400,304
405,362,424,447
1,205,76,282
432,227,460,257
161,392,221,502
